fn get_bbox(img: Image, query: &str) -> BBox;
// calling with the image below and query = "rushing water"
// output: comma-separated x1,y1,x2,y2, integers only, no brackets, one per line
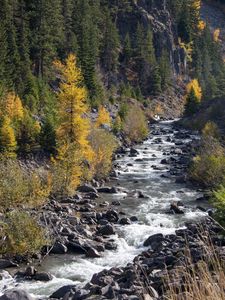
0,121,207,299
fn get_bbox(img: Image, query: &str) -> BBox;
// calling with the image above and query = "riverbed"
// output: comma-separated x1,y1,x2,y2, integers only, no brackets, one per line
0,121,207,299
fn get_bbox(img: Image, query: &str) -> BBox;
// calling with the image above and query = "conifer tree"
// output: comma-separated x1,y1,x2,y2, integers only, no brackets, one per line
101,10,120,73
185,87,200,116
54,54,93,161
123,33,132,63
159,49,172,90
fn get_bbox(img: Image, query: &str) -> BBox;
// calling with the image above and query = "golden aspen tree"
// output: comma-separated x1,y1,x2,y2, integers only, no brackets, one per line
54,54,93,161
95,106,111,128
0,116,17,157
5,92,24,120
186,79,202,101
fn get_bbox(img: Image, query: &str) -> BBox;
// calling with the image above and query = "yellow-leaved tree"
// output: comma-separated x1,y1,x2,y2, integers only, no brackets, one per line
0,116,17,157
52,54,93,196
95,106,111,128
186,79,202,101
5,92,24,121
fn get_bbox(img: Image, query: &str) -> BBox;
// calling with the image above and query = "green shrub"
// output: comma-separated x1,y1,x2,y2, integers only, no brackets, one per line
212,185,225,226
190,126,225,189
123,105,149,143
190,154,225,188
0,211,48,255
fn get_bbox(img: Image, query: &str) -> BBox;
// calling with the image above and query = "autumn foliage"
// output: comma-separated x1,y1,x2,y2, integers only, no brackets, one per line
95,106,111,128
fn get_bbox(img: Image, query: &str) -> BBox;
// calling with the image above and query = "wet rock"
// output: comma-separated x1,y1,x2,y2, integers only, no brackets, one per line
72,289,90,300
112,200,121,206
24,266,36,277
77,184,97,193
98,219,109,226
86,247,101,258
119,218,131,225
0,289,34,300
51,242,68,254
130,216,138,222
105,210,119,222
175,176,187,184
67,240,87,254
98,224,115,236
98,186,118,194
34,272,53,282
0,259,18,269
86,192,99,199
50,285,76,299
105,242,117,250
130,148,139,156
143,233,164,247
170,202,185,214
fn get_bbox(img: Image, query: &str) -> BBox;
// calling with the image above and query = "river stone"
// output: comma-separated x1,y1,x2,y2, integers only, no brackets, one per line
86,247,101,258
119,218,131,225
0,289,34,300
98,224,115,236
24,266,36,277
0,259,18,269
51,242,68,254
50,285,76,299
34,272,53,282
77,184,97,193
143,233,164,247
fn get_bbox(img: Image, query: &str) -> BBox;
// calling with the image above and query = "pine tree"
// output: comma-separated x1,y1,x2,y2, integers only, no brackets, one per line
135,23,145,59
17,109,41,154
151,66,162,95
0,116,17,157
144,27,156,65
159,49,171,90
101,10,120,73
40,115,56,155
28,0,63,78
123,33,132,63
185,87,200,116
73,0,100,99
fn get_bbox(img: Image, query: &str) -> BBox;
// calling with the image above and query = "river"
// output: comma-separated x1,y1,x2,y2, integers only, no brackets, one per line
0,121,207,299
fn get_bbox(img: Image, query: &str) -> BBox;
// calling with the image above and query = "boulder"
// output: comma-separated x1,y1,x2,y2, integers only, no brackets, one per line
143,233,164,247
86,247,101,258
97,186,118,194
0,289,34,300
170,202,185,214
51,242,68,254
50,285,75,299
119,218,131,225
34,272,53,282
0,259,18,269
77,184,97,193
98,224,115,236
130,216,138,222
105,210,119,222
24,266,36,277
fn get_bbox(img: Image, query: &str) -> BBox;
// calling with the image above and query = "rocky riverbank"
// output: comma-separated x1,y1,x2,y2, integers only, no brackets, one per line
0,121,214,299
